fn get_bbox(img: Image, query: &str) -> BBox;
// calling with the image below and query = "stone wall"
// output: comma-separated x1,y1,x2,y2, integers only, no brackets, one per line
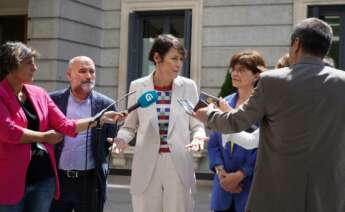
201,0,293,95
28,0,119,99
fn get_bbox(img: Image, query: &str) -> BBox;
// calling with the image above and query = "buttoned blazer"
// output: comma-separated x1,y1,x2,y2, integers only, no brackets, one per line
117,72,206,195
207,57,345,212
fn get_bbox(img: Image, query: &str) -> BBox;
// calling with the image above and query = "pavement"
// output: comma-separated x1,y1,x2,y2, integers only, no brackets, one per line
104,175,212,212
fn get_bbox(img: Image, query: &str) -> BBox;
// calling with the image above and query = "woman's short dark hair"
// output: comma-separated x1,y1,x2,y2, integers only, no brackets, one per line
0,42,38,81
230,50,267,74
290,18,333,58
148,34,186,65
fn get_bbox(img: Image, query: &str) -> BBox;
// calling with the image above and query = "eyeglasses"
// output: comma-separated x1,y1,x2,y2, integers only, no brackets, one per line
229,65,264,74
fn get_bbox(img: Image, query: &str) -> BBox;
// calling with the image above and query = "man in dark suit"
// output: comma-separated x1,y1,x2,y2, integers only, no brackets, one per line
49,56,117,212
194,18,345,212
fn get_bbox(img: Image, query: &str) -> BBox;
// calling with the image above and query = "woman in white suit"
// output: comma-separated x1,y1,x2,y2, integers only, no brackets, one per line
110,34,206,212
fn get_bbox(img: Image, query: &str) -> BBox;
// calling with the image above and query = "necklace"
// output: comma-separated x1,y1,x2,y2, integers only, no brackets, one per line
17,91,27,103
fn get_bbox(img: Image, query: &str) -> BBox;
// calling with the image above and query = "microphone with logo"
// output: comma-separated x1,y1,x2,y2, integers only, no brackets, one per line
127,90,158,113
91,91,135,123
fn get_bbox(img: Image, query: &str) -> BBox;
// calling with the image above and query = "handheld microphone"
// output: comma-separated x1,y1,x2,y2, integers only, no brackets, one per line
92,91,136,123
127,90,158,113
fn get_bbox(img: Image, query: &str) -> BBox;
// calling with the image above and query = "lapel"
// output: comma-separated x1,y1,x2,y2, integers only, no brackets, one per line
224,93,238,152
89,91,101,159
90,91,103,116
167,76,184,137
56,88,71,114
23,85,43,131
142,73,160,136
90,91,105,150
1,80,27,126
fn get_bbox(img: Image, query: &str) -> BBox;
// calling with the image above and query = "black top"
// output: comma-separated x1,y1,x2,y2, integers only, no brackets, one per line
19,96,54,185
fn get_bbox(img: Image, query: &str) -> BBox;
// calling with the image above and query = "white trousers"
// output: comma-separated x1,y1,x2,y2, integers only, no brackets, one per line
132,153,194,212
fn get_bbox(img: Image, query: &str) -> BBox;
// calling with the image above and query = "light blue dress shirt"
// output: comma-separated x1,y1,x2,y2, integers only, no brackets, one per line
59,93,95,170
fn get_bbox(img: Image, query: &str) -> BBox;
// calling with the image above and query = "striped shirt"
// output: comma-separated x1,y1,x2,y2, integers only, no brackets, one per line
155,85,172,153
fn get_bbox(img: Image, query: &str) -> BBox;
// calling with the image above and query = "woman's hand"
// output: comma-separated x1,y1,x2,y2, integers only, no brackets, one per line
218,98,233,112
101,111,127,124
41,130,64,144
219,170,245,193
185,137,209,152
107,137,128,154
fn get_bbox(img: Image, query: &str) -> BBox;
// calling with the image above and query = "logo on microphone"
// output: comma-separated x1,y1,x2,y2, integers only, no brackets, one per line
145,93,153,102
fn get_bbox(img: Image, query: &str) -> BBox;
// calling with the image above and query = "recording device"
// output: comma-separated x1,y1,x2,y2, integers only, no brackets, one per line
200,91,220,106
91,91,136,123
193,91,220,111
177,91,220,115
127,90,158,113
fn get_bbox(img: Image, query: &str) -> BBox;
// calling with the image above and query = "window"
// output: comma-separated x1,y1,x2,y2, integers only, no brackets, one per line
0,15,27,44
127,10,192,90
308,5,345,69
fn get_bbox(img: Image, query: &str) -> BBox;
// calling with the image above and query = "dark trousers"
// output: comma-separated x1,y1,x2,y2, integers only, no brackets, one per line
215,201,237,212
50,170,102,212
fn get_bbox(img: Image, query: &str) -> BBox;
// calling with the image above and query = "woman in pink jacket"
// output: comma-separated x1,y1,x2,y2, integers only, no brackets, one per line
0,42,123,212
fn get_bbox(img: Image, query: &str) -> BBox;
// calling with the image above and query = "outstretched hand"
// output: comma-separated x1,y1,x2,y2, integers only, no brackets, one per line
185,137,209,152
107,137,128,154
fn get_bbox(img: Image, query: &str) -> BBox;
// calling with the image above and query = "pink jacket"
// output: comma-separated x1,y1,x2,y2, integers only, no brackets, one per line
0,79,77,204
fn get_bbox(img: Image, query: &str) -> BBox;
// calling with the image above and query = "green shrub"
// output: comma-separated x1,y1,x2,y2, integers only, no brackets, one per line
218,66,236,97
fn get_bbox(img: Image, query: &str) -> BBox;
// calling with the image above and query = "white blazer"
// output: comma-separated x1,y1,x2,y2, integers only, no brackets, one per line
117,72,206,195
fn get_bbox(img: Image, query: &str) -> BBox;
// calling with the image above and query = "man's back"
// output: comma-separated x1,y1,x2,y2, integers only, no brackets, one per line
246,57,345,212
199,18,344,212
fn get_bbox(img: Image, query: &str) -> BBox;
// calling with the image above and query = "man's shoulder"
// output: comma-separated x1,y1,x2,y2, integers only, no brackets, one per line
49,88,68,97
92,90,114,104
261,67,290,79
92,90,112,101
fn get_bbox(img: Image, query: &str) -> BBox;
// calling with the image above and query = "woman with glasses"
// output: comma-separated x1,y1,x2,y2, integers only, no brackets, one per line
208,50,267,212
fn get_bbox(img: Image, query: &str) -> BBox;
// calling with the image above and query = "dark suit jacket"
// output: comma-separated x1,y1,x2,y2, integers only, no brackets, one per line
49,88,117,208
207,57,345,212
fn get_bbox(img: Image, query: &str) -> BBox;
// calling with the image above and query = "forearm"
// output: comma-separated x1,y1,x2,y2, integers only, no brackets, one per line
206,109,239,133
20,128,45,144
75,117,95,133
116,127,135,143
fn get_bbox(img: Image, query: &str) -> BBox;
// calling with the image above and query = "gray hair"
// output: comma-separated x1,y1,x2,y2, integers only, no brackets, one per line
290,18,333,58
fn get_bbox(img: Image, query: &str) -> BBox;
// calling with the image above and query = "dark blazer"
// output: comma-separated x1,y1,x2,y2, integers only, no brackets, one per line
208,93,257,212
207,57,345,212
49,88,117,209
